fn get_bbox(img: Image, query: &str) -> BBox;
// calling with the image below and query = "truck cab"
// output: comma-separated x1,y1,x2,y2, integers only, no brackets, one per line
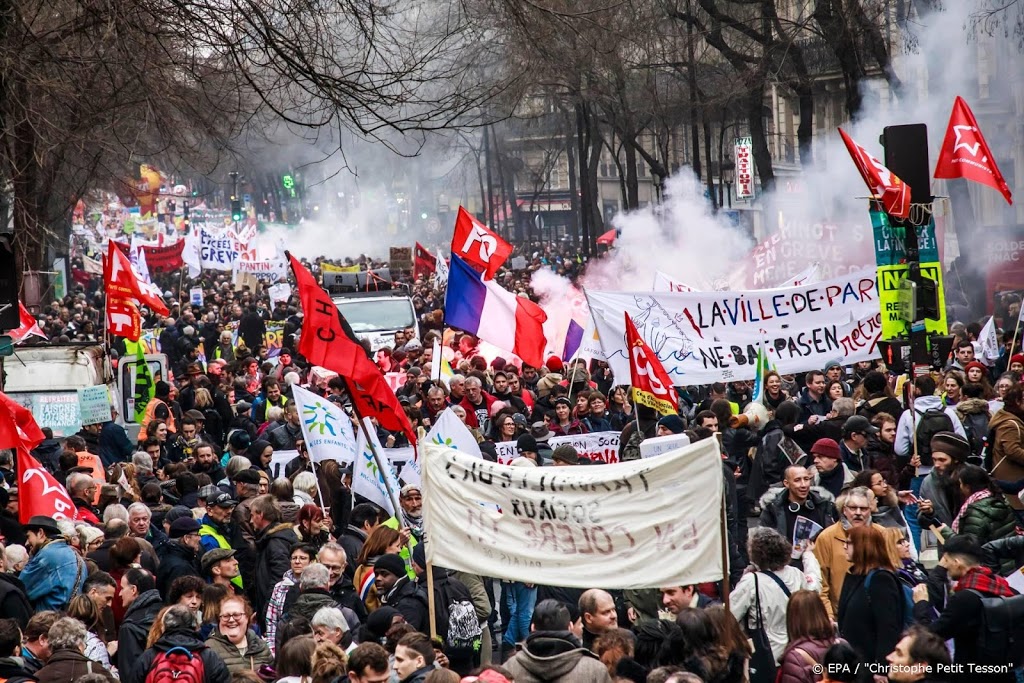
325,269,419,351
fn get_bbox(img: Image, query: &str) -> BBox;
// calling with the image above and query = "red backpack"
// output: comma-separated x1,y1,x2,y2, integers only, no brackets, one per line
144,646,205,683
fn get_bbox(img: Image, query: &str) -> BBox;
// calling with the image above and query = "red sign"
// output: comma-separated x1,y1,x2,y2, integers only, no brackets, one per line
113,239,184,273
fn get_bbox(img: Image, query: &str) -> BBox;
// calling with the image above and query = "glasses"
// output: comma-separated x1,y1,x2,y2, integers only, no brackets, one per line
220,613,246,622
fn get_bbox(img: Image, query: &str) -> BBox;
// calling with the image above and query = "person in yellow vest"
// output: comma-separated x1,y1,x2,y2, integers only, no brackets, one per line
198,490,244,590
382,484,420,579
141,381,176,434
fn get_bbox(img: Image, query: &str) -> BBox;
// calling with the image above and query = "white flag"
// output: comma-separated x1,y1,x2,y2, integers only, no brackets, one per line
430,339,442,382
979,316,1000,365
292,384,357,463
129,233,152,284
435,249,449,285
424,408,481,459
183,227,202,278
352,417,402,515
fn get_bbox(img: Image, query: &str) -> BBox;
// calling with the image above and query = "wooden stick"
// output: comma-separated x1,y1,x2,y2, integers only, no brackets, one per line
721,492,731,611
426,557,438,640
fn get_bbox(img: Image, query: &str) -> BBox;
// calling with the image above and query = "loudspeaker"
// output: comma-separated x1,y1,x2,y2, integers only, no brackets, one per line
882,124,932,205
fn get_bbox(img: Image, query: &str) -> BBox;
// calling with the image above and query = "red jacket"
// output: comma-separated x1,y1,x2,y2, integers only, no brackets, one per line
777,637,835,683
459,392,496,429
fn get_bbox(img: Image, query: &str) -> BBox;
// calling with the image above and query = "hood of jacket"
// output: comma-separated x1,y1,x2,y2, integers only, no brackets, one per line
155,628,209,652
257,522,297,548
911,395,945,411
123,588,163,623
514,631,592,678
957,397,991,417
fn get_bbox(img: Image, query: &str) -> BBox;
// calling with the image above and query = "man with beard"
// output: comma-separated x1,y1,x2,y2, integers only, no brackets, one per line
420,387,447,426
190,442,225,484
812,486,900,620
863,412,902,488
490,371,528,415
917,432,972,531
382,485,421,577
759,465,838,568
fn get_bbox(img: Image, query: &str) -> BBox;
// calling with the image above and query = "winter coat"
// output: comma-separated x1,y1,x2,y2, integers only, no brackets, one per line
504,631,612,683
949,494,1021,573
19,539,86,611
34,648,116,683
155,540,202,599
838,570,904,667
858,395,903,422
117,589,164,675
797,389,831,423
776,637,836,683
894,395,966,457
289,588,340,623
862,435,902,489
125,628,231,683
254,522,298,614
0,656,35,683
0,572,33,629
812,522,900,621
989,409,1024,509
749,422,808,502
758,487,837,544
956,398,992,456
398,667,434,683
381,576,431,634
730,562,822,663
204,629,273,674
269,422,302,451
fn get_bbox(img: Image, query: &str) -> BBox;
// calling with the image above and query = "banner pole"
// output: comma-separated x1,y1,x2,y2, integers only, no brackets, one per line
1011,315,1022,360
355,413,403,519
425,557,438,640
720,493,730,611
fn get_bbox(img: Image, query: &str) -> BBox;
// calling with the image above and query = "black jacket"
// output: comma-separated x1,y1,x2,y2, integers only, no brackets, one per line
0,655,36,683
759,487,838,541
117,589,164,675
837,570,903,667
124,628,231,683
269,422,302,451
0,573,33,629
382,576,430,634
339,526,367,576
99,422,135,467
253,522,298,614
155,540,202,599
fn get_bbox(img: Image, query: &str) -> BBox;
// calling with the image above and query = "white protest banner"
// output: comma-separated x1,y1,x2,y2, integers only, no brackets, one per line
435,249,449,285
653,263,819,294
493,441,519,464
77,385,110,426
588,268,882,384
183,227,202,277
234,257,287,282
979,316,1000,365
421,437,724,588
269,283,292,304
268,450,299,479
577,315,606,362
548,432,620,464
652,271,697,293
353,418,402,515
292,384,358,464
200,228,238,270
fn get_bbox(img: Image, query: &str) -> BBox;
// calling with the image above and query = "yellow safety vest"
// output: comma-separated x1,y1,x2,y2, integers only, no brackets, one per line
199,523,244,589
382,516,418,579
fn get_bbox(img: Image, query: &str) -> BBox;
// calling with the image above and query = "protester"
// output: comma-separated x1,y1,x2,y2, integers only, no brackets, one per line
502,600,612,683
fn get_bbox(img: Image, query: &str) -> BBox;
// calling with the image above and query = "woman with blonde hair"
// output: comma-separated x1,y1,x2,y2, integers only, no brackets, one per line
67,594,115,667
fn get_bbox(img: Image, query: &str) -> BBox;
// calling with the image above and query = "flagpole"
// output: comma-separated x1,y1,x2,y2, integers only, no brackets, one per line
1011,315,1023,361
353,406,404,526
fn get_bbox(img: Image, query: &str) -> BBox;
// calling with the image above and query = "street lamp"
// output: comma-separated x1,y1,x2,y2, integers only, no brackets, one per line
719,155,735,210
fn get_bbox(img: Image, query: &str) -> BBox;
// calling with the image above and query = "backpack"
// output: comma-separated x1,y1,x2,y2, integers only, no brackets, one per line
914,408,954,466
433,577,482,653
961,412,990,463
965,590,1024,669
621,427,645,462
145,646,206,683
865,569,914,628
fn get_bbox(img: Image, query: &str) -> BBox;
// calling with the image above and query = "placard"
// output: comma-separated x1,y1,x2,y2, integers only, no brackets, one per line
77,386,111,426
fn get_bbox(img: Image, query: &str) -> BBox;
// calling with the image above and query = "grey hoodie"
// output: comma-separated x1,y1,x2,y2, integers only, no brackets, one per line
503,631,611,683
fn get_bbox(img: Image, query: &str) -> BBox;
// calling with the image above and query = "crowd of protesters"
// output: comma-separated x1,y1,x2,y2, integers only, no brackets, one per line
2,234,1024,683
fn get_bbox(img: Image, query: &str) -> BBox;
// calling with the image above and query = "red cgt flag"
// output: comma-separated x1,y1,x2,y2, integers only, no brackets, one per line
414,242,436,279
934,96,1012,205
0,392,44,452
104,241,169,315
451,207,512,280
287,253,416,445
624,313,679,417
16,447,76,524
838,128,911,219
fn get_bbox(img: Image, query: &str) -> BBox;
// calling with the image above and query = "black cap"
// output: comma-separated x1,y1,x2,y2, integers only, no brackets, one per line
233,469,261,485
207,491,238,508
517,434,538,453
843,415,879,436
169,517,201,539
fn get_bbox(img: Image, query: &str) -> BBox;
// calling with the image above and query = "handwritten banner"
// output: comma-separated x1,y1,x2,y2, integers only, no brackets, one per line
200,229,237,270
234,257,286,282
589,268,882,384
421,438,724,588
492,432,620,464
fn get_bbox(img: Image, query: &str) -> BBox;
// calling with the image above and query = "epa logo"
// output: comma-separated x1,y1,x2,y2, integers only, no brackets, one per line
303,402,337,436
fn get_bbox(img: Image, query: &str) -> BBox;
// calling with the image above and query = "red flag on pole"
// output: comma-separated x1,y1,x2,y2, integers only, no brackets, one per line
414,242,436,279
287,253,416,445
838,128,912,219
16,448,76,524
104,241,168,314
934,96,1013,205
624,313,679,417
10,302,46,343
0,392,45,452
451,207,513,280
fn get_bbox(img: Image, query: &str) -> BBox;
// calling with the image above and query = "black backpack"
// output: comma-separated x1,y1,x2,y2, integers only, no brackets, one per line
915,407,954,466
966,590,1024,670
961,412,990,463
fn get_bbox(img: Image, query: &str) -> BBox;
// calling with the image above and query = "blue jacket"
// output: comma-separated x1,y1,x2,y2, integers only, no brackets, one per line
20,539,85,611
99,421,135,467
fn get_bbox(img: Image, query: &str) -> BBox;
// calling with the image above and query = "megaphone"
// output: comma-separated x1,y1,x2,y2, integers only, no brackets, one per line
729,401,769,431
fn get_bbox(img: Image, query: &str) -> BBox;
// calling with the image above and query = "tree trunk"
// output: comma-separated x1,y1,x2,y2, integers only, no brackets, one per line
686,9,702,182
566,121,580,247
795,83,814,167
575,103,588,250
483,125,495,228
703,117,717,211
745,88,775,195
587,114,604,254
623,138,639,210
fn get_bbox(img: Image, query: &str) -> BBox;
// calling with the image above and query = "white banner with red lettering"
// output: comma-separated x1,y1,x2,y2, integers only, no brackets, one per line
422,437,723,588
492,432,620,465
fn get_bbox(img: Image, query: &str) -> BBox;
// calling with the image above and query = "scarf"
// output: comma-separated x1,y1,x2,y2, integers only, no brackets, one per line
952,489,992,533
818,464,845,499
402,510,424,540
955,565,1017,598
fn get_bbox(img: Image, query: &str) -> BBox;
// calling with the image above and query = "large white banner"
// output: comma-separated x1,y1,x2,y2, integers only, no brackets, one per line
589,268,882,384
292,384,358,464
422,438,724,588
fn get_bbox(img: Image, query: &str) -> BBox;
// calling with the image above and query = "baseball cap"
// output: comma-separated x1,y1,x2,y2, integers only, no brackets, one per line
843,415,879,436
233,469,261,485
207,491,238,508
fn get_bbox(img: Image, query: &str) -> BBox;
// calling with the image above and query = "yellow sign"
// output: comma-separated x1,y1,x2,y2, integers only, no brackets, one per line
876,262,948,338
321,263,361,274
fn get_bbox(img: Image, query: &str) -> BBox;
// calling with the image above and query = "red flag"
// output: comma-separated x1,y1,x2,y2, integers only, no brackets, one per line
106,298,143,341
934,96,1012,205
104,241,169,315
16,447,76,524
838,128,911,219
451,207,512,280
0,392,45,452
287,253,416,444
414,242,436,279
624,313,679,417
10,302,46,343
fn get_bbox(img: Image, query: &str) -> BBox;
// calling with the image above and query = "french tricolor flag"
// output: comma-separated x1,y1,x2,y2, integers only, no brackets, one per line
445,254,548,367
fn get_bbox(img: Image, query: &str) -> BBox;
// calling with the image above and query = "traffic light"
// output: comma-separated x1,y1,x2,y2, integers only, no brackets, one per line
231,197,242,222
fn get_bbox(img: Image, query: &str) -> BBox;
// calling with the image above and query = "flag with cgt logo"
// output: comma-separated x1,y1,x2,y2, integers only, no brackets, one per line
352,417,402,515
292,384,357,464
